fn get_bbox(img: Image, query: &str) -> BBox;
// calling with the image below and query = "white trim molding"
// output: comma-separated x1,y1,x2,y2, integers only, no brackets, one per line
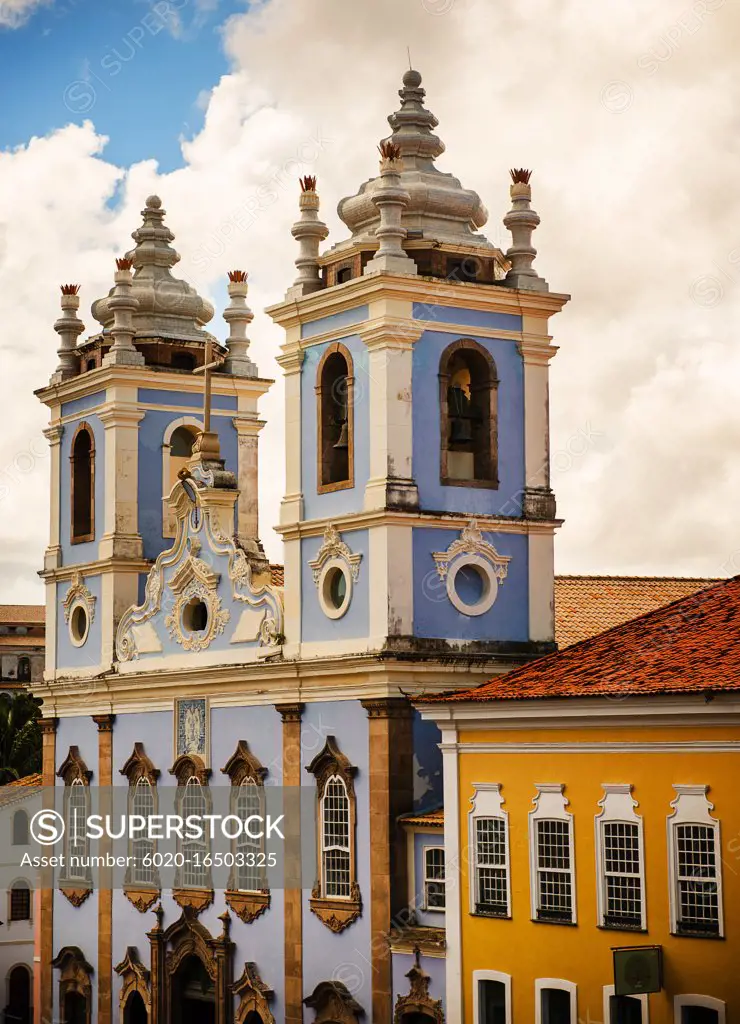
468,783,511,918
534,978,577,1024
161,416,202,539
603,985,648,1023
667,785,724,938
308,524,362,620
595,784,646,931
673,995,726,1023
528,783,577,925
472,969,512,1024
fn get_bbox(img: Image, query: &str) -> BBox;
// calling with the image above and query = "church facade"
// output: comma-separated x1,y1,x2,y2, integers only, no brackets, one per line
33,70,568,1024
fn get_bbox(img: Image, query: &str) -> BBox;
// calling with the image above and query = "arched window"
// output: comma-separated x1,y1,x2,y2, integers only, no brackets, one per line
306,736,361,932
12,810,29,846
52,947,92,1024
9,880,32,922
123,990,148,1024
70,424,95,543
120,743,160,909
16,657,31,683
163,422,199,537
57,746,93,904
439,340,499,487
169,754,213,911
221,740,270,924
316,344,354,492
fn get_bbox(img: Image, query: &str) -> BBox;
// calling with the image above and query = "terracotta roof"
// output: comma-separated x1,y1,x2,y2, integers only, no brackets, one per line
0,773,42,808
399,808,444,829
553,575,720,648
5,774,42,789
0,606,44,625
420,576,740,703
0,636,44,648
270,564,284,588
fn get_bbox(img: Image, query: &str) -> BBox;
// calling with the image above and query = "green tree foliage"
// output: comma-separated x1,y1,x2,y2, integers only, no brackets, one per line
0,691,42,783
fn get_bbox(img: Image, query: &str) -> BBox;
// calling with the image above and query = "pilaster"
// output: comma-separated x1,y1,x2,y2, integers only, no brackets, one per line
439,723,461,1024
276,702,305,1024
232,415,263,548
98,392,145,561
43,420,63,571
93,714,115,1024
518,332,558,519
361,698,415,1024
358,317,422,512
277,347,304,526
39,716,58,1024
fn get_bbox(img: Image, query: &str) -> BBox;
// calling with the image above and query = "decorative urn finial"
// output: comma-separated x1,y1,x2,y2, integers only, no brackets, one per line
364,139,416,277
503,169,548,292
52,284,84,382
223,270,256,377
102,257,145,366
286,176,329,299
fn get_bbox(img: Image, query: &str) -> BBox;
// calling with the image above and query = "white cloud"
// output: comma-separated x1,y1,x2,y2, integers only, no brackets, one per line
2,0,740,601
0,0,50,28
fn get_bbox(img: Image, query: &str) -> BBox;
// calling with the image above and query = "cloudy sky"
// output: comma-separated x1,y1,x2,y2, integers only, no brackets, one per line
1,0,738,602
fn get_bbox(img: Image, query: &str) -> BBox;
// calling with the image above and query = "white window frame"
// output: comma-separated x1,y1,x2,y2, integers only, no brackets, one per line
65,778,90,881
528,783,577,924
595,784,646,931
129,776,156,887
603,985,649,1023
320,773,352,900
180,776,209,889
422,845,446,912
162,417,201,538
469,783,511,918
535,979,577,1024
235,777,266,892
472,969,512,1024
667,785,723,938
673,995,726,1024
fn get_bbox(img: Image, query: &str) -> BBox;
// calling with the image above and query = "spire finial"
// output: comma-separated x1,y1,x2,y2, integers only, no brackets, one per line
503,169,548,292
51,284,84,383
223,270,256,377
102,258,145,366
286,177,329,299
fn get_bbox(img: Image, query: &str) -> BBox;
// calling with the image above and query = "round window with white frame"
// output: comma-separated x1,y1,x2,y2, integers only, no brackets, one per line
69,602,90,647
446,554,500,616
318,558,352,620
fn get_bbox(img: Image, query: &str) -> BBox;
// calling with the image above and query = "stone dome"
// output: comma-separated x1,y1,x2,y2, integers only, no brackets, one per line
337,70,492,250
91,196,215,343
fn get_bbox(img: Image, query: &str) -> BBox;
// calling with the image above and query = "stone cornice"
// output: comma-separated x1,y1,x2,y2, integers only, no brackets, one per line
517,339,560,365
267,272,570,331
356,317,424,349
35,364,273,408
38,556,152,582
276,508,562,541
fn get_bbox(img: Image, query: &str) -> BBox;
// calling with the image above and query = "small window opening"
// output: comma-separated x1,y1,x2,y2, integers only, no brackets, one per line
71,425,94,542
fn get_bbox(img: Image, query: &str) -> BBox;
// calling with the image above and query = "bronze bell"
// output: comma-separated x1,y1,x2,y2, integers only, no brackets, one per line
333,421,349,449
449,416,474,445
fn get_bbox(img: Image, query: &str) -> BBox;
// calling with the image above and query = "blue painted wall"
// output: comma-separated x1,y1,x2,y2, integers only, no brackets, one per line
137,393,239,561
300,334,371,522
411,327,525,516
301,700,372,1015
412,528,529,641
300,529,369,643
300,306,369,341
412,302,521,334
413,714,443,811
55,574,103,671
59,410,105,565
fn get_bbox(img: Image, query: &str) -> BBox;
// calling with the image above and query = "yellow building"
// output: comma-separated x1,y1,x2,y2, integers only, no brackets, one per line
419,576,740,1024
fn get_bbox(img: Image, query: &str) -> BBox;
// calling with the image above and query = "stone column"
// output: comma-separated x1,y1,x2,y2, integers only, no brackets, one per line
39,716,58,1024
52,286,84,383
147,904,165,1024
93,714,115,1024
361,698,415,1024
276,702,304,1024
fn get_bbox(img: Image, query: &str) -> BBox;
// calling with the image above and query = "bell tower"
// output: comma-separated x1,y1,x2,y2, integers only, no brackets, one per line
269,70,569,668
37,197,271,687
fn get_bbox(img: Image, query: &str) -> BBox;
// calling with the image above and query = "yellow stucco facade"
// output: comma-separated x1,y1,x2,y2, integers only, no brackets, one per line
437,708,740,1023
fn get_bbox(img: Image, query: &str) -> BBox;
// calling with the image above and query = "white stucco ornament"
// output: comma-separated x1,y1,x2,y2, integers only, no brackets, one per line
432,520,510,617
308,524,362,620
63,570,97,647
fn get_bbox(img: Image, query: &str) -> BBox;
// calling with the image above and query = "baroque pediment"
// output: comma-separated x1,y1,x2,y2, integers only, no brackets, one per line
116,477,283,666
